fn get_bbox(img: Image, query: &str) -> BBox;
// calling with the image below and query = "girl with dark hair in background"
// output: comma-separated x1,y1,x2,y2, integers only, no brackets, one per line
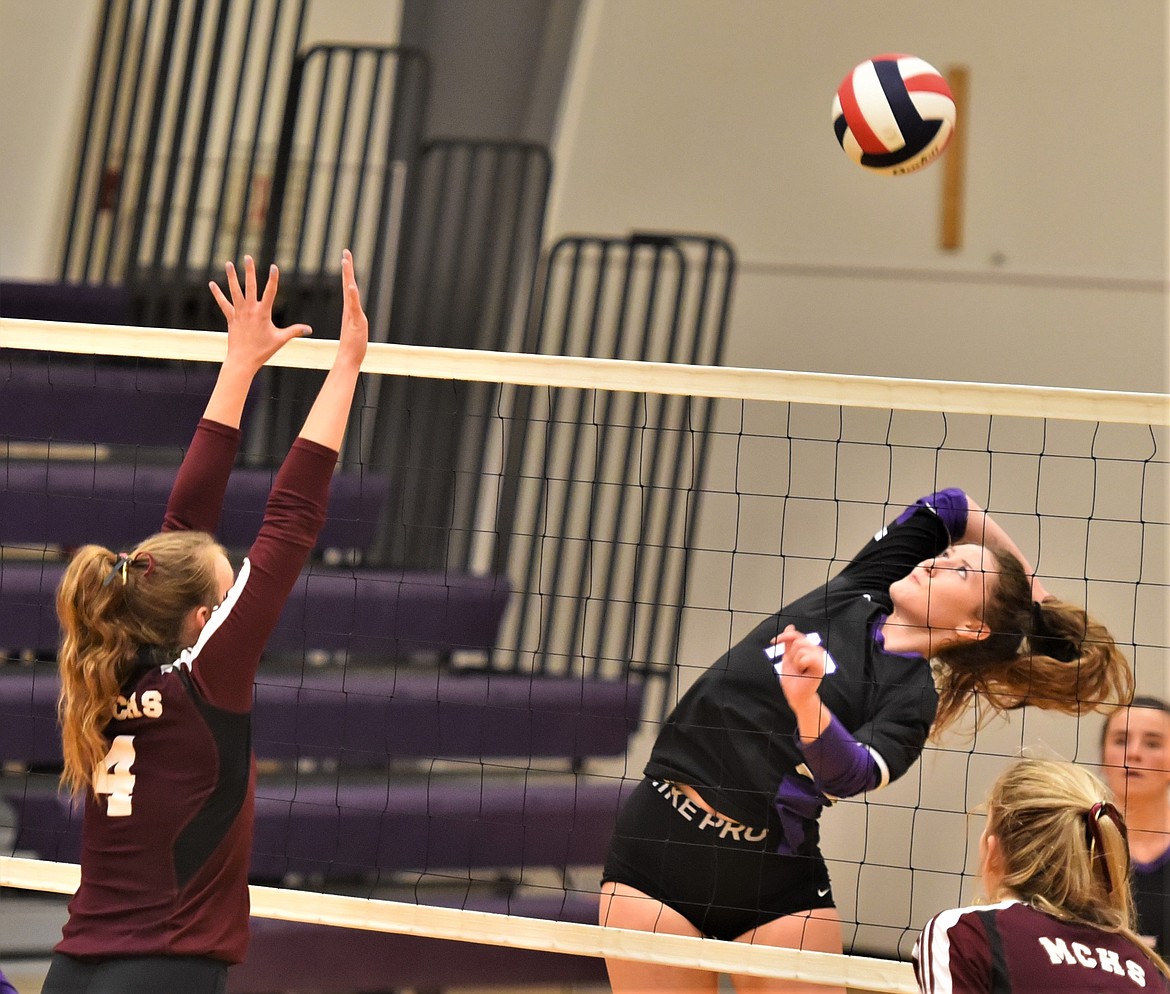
1100,695,1170,954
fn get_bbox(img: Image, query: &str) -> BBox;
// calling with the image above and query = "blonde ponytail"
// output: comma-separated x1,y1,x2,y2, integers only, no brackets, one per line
986,759,1169,980
56,532,223,796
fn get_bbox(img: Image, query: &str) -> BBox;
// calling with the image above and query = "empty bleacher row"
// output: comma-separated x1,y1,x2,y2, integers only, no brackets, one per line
1,329,638,989
3,4,737,981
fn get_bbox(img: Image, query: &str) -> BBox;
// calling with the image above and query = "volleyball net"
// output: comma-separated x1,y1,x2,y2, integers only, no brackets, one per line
1,316,1167,991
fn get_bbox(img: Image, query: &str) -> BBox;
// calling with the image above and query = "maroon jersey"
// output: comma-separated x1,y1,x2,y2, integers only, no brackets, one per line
56,419,337,964
914,899,1170,994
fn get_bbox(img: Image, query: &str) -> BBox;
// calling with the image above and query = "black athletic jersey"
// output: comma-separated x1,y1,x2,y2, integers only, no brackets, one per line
1134,846,1170,955
56,419,337,964
914,899,1170,993
644,492,961,836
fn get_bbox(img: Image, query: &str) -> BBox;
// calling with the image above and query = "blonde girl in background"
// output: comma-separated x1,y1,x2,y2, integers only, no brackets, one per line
914,758,1170,993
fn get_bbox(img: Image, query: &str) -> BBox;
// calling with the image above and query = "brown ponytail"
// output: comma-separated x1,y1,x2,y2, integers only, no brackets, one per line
931,549,1132,735
56,532,224,796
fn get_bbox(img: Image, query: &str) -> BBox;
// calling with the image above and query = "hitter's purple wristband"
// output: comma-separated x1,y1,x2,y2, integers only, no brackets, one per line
895,487,968,539
798,713,879,797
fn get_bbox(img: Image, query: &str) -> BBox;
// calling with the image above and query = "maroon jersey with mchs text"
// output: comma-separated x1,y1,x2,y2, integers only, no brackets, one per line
56,419,337,964
914,899,1170,994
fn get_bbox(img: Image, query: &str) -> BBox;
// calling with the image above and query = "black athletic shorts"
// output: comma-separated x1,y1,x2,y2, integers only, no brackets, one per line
41,953,228,994
601,777,834,942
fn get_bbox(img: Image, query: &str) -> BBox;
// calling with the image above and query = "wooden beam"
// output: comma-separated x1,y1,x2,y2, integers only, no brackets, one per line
940,65,970,251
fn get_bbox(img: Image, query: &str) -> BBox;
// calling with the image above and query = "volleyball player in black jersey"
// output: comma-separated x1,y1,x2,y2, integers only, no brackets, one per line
43,252,368,994
600,489,1133,994
914,758,1170,993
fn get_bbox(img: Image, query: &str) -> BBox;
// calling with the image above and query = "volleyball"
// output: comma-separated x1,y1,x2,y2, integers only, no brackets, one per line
832,53,955,175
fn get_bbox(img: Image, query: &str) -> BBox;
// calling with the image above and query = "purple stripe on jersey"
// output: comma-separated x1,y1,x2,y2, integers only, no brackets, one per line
894,487,968,539
871,615,926,660
772,773,823,856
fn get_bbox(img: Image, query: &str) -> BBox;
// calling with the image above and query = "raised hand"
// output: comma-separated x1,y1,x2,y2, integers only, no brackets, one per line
771,624,829,712
294,250,369,452
335,249,369,371
208,256,312,374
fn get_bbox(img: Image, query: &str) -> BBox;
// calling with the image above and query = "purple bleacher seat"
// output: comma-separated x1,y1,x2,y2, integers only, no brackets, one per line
0,776,611,988
0,669,60,766
249,776,624,879
1,361,221,447
0,462,386,550
0,664,641,767
0,669,644,766
251,669,644,762
0,564,510,657
2,788,82,863
0,282,132,325
229,892,608,991
271,569,511,655
3,775,629,878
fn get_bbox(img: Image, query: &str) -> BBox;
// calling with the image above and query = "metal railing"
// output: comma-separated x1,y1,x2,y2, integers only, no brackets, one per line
49,2,740,690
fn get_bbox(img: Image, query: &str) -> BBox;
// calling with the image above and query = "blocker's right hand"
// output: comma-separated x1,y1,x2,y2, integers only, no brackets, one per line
209,256,312,372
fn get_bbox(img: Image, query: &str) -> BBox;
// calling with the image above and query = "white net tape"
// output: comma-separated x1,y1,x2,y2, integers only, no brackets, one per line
0,855,918,991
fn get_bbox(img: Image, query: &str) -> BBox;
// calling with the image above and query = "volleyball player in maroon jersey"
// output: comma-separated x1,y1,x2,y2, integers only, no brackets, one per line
914,758,1170,993
42,251,368,994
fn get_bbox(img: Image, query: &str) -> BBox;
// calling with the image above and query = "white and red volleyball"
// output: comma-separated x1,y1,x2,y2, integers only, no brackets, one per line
832,54,955,175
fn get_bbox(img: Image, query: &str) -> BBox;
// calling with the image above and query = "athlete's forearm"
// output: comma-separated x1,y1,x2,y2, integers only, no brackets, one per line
163,419,241,533
791,695,832,745
297,360,360,452
202,357,260,429
961,497,1050,601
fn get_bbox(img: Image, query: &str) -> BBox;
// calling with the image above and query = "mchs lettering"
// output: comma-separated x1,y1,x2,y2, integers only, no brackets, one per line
1038,935,1148,988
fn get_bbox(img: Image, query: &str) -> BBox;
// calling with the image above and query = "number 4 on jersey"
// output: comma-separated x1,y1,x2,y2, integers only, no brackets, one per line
95,735,136,816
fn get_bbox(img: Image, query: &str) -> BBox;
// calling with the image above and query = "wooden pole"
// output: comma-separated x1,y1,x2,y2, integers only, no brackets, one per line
940,65,969,251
